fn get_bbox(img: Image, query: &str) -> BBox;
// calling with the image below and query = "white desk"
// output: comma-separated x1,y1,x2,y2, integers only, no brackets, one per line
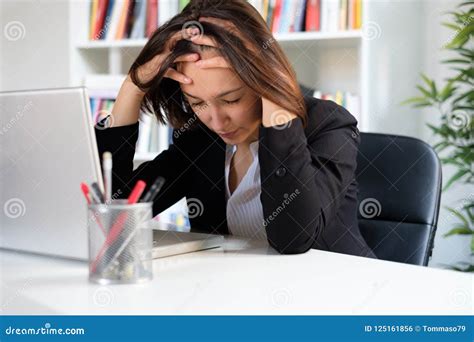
0,237,472,315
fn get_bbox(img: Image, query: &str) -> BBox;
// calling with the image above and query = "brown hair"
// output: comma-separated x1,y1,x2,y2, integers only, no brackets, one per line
128,0,306,128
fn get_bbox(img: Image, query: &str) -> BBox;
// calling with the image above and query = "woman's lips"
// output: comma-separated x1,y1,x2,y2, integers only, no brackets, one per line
218,128,239,139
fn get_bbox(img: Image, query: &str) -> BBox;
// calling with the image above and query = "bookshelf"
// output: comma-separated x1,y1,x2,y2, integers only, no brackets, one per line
69,0,424,167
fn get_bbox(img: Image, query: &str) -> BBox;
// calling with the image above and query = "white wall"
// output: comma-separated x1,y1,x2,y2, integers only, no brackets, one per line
365,0,425,137
0,0,70,91
419,0,473,268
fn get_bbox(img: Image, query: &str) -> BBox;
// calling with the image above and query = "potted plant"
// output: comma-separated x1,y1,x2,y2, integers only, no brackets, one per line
403,1,473,271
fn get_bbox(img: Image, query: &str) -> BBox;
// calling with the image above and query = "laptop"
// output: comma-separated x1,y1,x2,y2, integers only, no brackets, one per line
0,87,223,260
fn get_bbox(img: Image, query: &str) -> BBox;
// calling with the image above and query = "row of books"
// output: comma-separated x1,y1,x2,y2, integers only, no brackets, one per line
90,97,114,125
313,90,360,121
88,0,362,41
89,97,170,154
88,0,190,40
251,0,362,33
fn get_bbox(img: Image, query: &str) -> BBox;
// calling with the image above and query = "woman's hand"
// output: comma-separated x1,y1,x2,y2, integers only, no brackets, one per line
189,32,297,128
135,29,201,85
198,16,257,53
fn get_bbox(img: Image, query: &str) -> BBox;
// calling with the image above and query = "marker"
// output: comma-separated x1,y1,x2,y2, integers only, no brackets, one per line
90,182,105,204
81,182,107,235
140,176,165,203
80,183,91,204
103,152,112,204
128,180,147,204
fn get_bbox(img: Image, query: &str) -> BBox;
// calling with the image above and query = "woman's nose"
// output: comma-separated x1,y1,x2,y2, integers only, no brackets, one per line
209,106,230,131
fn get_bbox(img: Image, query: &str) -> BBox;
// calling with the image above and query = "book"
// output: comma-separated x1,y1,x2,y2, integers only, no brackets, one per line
130,0,147,39
271,0,282,33
311,89,361,122
159,0,180,27
292,0,306,32
305,0,321,32
146,0,158,37
115,0,131,39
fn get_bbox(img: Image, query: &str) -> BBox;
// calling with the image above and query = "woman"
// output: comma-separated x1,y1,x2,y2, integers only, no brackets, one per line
95,0,376,258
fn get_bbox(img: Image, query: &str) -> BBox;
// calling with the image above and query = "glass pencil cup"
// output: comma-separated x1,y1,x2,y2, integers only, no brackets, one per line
87,199,153,284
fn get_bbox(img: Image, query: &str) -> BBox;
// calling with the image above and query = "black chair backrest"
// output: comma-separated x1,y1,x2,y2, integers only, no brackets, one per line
356,133,442,266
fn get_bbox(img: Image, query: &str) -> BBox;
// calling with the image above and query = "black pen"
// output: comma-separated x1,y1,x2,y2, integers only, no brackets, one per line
140,177,165,203
90,182,105,204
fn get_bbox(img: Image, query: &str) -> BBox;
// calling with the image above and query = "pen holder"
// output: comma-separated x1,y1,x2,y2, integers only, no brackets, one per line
87,199,153,284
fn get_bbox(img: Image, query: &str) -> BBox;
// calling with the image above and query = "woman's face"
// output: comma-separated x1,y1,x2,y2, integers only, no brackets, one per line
178,51,262,145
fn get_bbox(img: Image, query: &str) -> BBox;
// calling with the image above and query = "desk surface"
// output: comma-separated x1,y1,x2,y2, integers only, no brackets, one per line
1,237,472,315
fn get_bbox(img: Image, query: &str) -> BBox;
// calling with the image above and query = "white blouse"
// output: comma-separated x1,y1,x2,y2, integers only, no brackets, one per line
224,141,267,240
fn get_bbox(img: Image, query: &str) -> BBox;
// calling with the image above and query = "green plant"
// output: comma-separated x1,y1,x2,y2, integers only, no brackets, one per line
403,1,473,272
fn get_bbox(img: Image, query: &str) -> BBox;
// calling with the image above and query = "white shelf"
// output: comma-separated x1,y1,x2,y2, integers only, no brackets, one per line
75,30,362,49
76,39,149,49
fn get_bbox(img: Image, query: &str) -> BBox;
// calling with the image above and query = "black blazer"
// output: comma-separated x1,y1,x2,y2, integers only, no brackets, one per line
95,96,376,258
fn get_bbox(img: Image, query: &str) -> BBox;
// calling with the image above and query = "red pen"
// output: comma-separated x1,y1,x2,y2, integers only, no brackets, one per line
81,182,107,236
127,180,147,204
90,180,147,273
80,182,91,204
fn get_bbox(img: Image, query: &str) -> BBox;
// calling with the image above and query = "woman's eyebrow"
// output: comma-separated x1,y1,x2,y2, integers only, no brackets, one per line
183,86,243,100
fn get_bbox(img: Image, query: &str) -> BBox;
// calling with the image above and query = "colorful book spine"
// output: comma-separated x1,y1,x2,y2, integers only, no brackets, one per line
88,0,363,41
305,0,320,32
146,0,158,38
312,89,361,122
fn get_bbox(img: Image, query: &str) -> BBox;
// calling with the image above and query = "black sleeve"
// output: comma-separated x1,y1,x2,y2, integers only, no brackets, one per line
95,122,194,217
259,101,360,254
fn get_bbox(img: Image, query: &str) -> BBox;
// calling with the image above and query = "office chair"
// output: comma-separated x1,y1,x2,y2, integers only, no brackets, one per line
356,133,442,266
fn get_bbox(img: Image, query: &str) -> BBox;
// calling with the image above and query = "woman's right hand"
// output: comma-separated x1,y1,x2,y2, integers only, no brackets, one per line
135,29,200,85
110,28,200,127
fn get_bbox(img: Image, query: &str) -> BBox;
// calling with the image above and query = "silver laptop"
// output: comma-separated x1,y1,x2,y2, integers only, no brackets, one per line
0,87,223,260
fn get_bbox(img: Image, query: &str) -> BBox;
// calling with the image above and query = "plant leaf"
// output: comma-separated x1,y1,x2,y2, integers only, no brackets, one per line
400,97,430,106
444,227,473,237
443,168,469,190
446,207,471,227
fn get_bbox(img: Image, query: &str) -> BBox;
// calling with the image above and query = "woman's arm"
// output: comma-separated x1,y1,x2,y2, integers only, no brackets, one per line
110,75,146,127
259,99,360,254
95,120,196,217
94,28,201,213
